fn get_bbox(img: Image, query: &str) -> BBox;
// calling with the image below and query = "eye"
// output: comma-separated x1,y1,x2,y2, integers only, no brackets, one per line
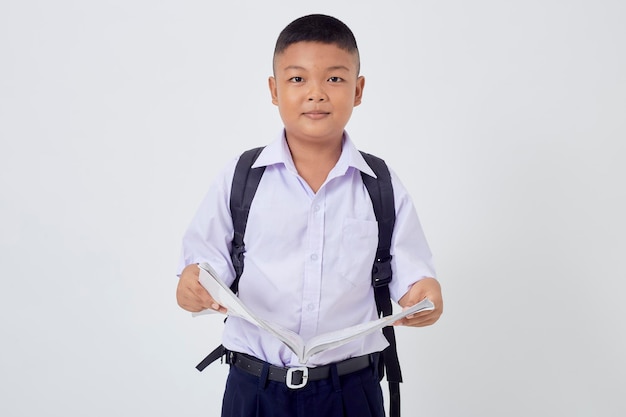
328,76,344,83
289,76,304,83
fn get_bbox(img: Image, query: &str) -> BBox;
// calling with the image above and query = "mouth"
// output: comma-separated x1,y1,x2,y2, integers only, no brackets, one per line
303,111,331,120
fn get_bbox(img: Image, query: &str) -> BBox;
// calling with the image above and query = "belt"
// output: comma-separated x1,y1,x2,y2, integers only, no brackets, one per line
229,351,376,389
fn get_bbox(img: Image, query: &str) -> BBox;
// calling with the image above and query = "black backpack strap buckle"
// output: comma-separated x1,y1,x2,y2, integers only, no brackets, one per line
372,250,392,288
230,237,246,280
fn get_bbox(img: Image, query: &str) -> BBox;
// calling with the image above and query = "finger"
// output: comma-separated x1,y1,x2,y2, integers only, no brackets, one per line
401,310,441,327
212,303,228,314
192,283,227,313
182,288,210,312
179,281,213,311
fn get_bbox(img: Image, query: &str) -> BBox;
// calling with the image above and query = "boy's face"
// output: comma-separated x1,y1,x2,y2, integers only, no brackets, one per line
269,42,364,147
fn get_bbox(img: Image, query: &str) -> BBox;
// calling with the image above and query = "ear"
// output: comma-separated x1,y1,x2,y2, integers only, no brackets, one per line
353,76,365,107
268,76,278,106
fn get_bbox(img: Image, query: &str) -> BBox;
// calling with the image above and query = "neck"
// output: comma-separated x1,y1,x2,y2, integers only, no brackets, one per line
285,131,343,164
285,134,343,193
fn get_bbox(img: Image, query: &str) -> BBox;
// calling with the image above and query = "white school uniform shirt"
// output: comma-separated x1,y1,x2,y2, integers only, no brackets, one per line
179,131,435,367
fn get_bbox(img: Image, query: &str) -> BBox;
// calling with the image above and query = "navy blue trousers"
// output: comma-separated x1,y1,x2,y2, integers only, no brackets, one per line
221,361,386,417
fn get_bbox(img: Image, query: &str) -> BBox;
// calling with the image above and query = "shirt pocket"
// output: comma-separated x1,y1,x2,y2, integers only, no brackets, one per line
339,218,379,286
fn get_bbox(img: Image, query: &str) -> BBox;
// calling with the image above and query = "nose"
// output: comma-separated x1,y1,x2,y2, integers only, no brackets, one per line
307,83,327,102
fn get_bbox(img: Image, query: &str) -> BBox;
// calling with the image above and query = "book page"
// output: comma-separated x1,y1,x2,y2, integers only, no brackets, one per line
300,298,435,363
195,263,306,359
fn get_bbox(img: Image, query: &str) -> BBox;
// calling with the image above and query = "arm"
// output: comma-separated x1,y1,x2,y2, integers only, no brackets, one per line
176,264,227,313
385,168,442,327
396,277,443,327
176,157,240,314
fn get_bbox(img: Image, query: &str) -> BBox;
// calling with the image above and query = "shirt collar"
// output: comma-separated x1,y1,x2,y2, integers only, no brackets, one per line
251,130,377,178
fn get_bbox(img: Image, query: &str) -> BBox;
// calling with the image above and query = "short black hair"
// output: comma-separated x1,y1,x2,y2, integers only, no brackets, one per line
273,14,360,73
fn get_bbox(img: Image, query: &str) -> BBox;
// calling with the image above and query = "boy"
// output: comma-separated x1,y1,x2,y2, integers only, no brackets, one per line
177,14,443,417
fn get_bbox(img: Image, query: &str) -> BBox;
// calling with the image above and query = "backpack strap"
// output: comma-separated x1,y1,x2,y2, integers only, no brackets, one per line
195,147,265,372
229,146,266,294
360,151,401,417
195,344,226,372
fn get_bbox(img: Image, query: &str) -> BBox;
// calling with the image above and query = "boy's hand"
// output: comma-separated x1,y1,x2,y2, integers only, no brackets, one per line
396,277,443,327
176,264,227,313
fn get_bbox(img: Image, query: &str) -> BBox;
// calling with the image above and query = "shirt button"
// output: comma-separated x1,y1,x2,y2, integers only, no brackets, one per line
310,254,318,261
307,303,315,311
313,204,320,212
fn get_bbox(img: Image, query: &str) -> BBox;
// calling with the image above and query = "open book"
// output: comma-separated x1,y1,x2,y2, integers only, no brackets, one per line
195,262,435,364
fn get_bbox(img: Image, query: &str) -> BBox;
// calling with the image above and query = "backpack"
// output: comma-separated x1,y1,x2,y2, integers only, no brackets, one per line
195,147,404,417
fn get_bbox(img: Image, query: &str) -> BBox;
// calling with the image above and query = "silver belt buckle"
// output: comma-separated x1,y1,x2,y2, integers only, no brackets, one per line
285,366,309,389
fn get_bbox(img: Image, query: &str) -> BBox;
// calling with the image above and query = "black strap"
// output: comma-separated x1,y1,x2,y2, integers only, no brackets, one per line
195,147,265,372
196,344,226,372
360,151,401,417
231,352,376,383
229,147,266,294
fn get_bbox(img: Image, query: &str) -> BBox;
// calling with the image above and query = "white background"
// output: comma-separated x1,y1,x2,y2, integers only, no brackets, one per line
1,1,625,416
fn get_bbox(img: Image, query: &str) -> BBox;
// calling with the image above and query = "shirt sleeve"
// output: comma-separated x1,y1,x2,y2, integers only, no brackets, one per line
387,168,437,302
